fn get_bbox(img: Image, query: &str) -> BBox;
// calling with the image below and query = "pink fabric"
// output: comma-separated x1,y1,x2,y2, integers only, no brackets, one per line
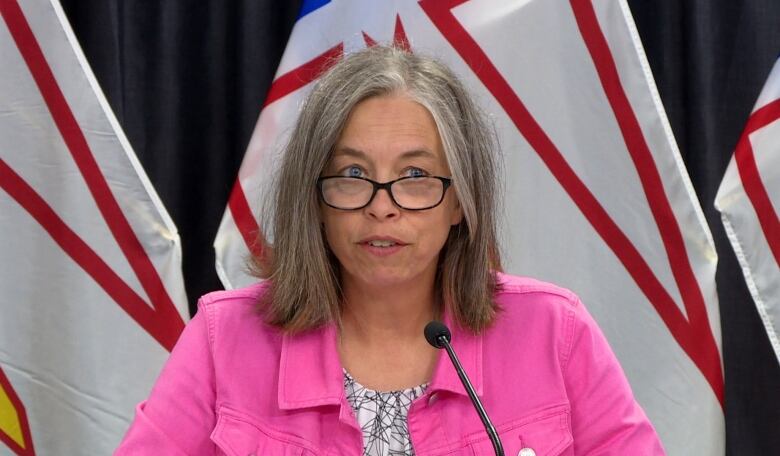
115,273,665,455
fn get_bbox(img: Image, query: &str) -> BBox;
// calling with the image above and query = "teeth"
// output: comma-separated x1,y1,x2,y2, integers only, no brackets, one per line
368,240,396,247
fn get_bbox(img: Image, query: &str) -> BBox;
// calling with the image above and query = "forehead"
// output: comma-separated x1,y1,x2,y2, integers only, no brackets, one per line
333,94,444,163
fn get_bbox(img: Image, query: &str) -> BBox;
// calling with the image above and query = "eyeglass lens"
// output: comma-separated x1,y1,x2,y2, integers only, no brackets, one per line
320,177,444,210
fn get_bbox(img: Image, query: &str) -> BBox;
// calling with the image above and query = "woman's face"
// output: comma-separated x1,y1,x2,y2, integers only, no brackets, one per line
320,94,463,291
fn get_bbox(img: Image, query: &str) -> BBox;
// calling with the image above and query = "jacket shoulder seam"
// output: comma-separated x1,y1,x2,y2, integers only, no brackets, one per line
198,286,265,308
498,283,579,305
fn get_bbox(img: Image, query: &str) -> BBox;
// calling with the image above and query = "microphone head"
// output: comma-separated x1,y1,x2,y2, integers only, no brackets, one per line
424,321,451,349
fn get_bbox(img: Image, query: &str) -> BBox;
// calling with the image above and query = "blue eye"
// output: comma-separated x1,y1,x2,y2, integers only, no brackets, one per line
404,167,428,178
344,165,364,177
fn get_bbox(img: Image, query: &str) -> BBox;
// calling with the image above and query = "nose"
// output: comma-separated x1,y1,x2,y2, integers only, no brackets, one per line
366,187,400,219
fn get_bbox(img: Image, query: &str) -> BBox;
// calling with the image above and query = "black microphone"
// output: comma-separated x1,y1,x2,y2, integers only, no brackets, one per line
424,321,504,456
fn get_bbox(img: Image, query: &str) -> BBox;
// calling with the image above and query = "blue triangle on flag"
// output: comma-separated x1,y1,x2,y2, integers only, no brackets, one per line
298,0,330,19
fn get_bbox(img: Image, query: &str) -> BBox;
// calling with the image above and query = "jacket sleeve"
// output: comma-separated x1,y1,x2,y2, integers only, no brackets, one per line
562,297,666,455
114,304,217,455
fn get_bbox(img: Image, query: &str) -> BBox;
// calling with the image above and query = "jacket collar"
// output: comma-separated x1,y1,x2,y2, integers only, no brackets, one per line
278,324,344,410
277,310,483,410
427,310,484,397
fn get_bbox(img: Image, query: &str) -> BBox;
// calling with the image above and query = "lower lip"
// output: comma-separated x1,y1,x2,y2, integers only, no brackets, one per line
360,243,406,256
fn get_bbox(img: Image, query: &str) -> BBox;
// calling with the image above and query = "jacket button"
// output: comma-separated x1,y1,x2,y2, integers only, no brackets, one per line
518,449,536,456
428,393,438,405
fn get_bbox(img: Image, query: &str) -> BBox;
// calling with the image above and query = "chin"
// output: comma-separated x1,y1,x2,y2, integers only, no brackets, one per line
367,272,409,286
357,268,417,287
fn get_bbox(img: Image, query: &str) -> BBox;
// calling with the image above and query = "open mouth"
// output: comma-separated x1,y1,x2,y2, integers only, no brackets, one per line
359,238,407,255
366,240,398,247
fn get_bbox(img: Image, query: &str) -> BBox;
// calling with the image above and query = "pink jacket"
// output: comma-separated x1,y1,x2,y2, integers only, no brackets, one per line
116,273,665,455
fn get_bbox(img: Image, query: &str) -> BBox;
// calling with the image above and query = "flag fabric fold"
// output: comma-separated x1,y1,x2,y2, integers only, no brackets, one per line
0,0,188,454
215,0,723,453
715,57,780,365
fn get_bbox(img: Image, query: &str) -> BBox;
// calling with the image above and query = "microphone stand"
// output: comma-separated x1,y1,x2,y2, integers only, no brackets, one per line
426,322,504,456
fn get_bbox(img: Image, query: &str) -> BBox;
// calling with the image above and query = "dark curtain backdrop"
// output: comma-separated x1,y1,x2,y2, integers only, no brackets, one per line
58,1,780,454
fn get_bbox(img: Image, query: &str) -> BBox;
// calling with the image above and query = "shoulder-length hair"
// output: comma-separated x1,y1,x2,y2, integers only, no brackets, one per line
254,45,502,333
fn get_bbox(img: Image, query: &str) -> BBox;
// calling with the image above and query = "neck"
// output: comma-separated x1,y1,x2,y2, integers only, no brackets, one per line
340,277,439,344
337,273,440,391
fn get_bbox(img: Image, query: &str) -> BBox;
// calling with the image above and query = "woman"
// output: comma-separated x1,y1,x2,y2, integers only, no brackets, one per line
116,46,665,455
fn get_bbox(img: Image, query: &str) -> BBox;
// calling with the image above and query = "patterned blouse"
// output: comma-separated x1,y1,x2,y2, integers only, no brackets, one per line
344,370,429,456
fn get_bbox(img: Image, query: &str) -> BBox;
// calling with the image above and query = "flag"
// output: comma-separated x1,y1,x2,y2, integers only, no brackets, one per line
0,0,188,454
215,0,724,453
716,57,780,365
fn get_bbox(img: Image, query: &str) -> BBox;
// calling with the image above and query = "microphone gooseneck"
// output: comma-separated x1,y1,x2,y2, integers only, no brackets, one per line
423,321,504,456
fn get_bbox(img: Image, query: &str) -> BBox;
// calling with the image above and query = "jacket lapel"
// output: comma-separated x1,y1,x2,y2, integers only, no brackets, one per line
278,323,344,410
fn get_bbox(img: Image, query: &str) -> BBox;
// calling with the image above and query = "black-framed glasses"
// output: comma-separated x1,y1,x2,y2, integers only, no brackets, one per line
317,175,453,211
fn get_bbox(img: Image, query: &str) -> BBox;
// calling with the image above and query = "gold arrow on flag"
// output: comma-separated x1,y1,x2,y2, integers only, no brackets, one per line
0,367,34,456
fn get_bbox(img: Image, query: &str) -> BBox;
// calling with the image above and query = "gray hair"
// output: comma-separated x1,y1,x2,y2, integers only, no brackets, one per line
256,45,502,332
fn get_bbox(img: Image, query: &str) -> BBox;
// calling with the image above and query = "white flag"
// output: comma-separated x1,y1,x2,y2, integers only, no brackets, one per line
0,0,188,454
215,1,723,453
716,57,780,365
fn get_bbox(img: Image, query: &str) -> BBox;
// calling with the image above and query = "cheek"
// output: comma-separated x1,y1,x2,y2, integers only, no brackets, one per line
434,221,455,251
415,213,455,255
320,211,352,258
321,215,338,247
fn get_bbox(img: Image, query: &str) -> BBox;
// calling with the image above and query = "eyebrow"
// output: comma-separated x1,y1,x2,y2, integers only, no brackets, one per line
332,146,438,161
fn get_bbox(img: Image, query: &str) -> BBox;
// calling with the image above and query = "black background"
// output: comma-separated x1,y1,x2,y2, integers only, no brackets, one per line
58,1,780,453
